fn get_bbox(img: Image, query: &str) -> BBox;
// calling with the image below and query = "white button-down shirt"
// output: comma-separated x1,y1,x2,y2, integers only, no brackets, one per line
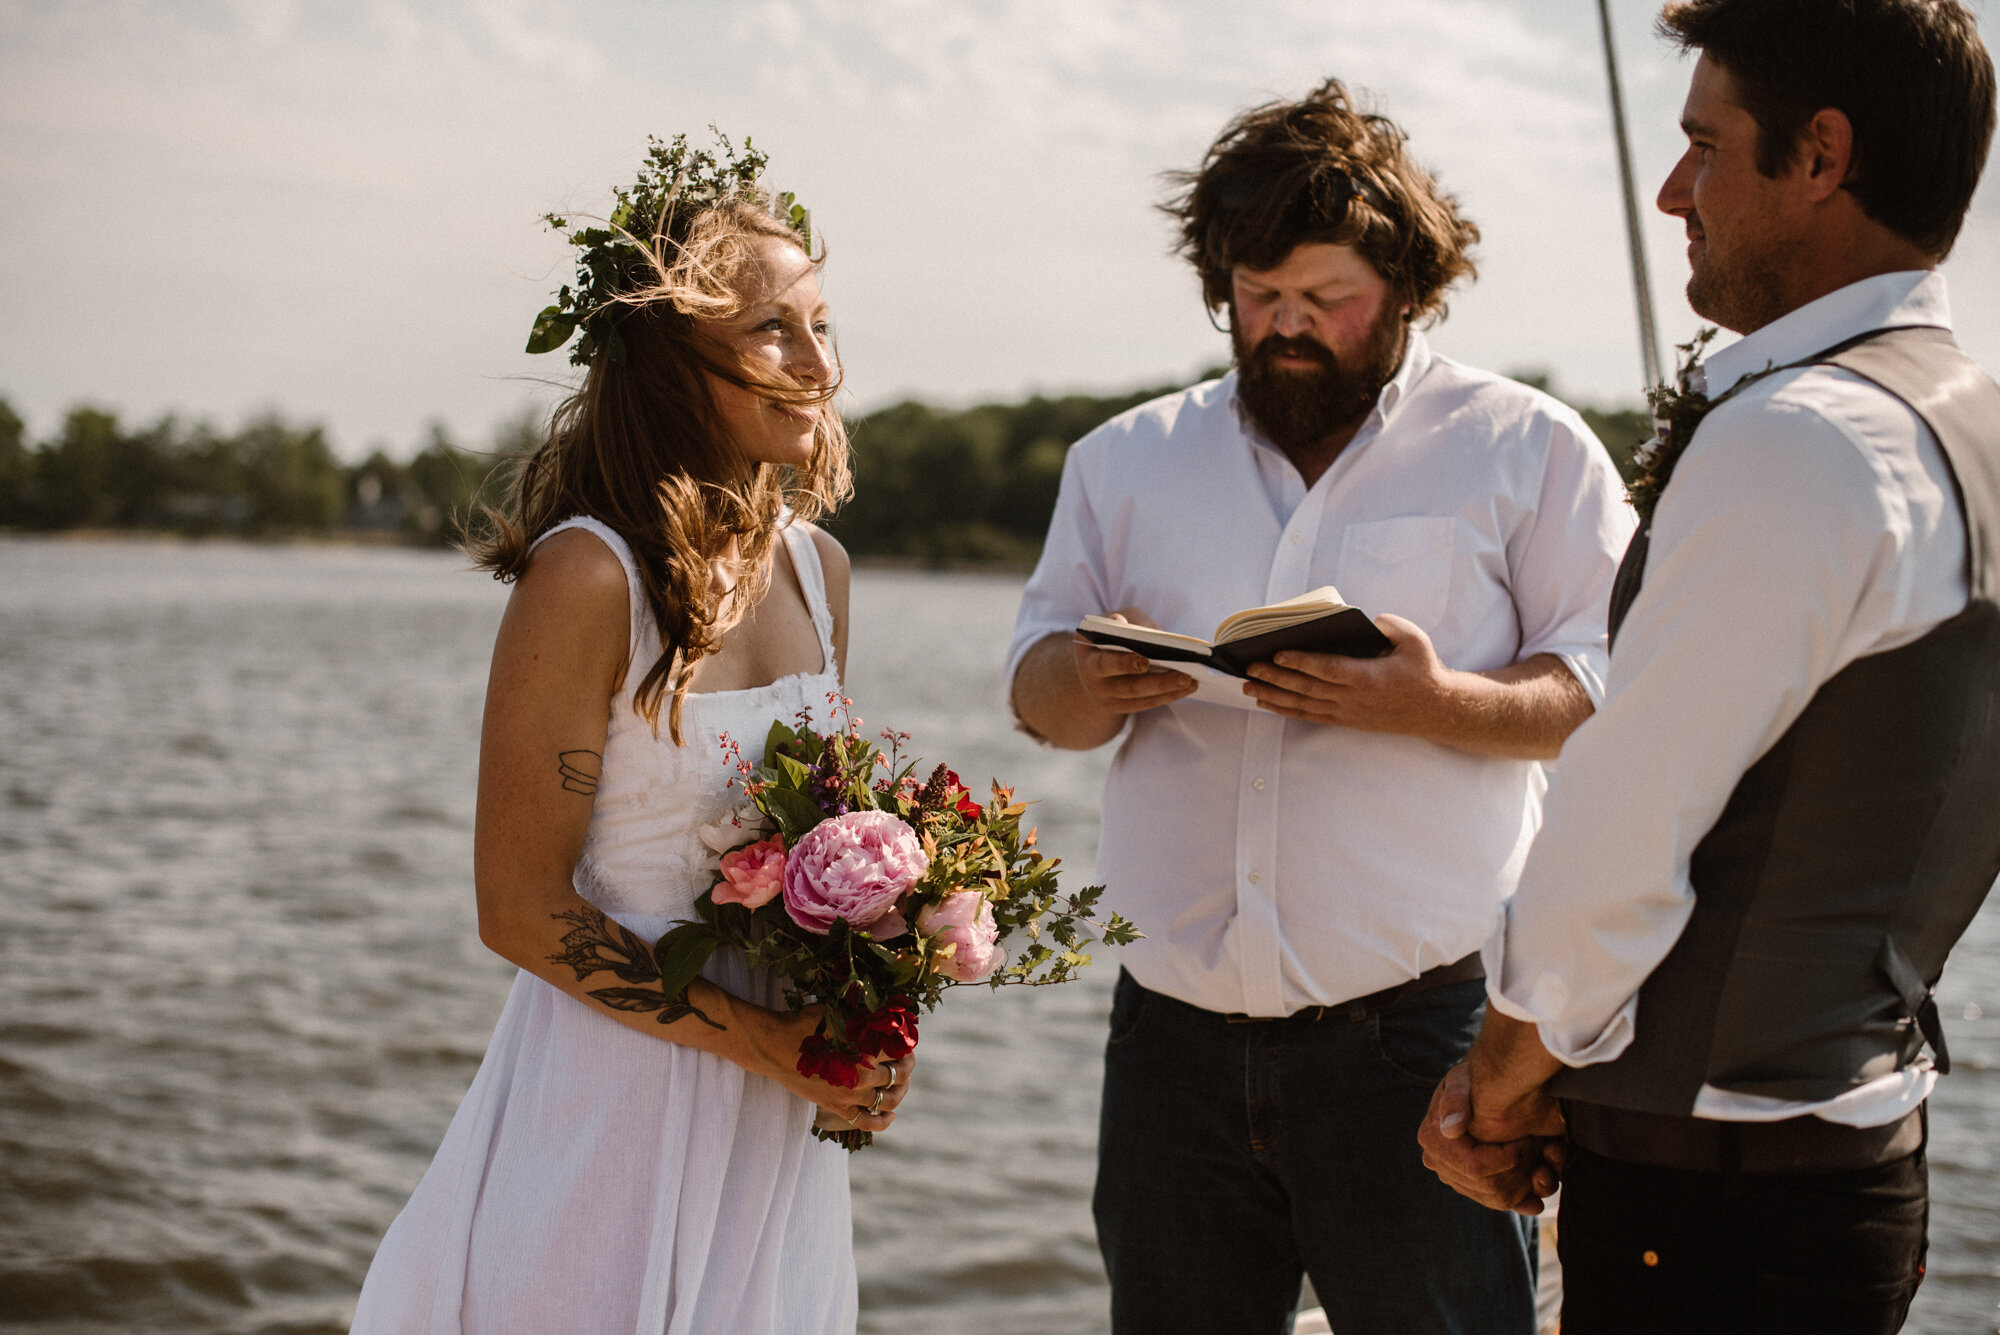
1489,271,1969,1125
1008,333,1635,1017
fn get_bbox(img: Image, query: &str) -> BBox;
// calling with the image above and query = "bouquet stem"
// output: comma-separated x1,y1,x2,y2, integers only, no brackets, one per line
811,1106,874,1152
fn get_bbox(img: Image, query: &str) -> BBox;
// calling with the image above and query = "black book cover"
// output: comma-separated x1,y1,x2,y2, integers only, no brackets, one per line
1077,606,1392,679
1208,606,1392,676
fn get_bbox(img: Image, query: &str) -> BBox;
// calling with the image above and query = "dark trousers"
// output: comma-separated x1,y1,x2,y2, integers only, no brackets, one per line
1093,969,1536,1335
1559,1139,1929,1334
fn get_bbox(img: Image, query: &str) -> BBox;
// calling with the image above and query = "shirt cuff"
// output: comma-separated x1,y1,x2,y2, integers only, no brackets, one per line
1485,903,1639,1068
1528,643,1611,707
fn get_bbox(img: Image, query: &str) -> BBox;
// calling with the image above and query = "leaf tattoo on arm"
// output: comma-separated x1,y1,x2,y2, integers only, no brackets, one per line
549,904,723,1029
558,750,601,795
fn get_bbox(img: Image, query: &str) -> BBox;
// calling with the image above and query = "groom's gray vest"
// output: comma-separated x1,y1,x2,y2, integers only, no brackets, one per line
1554,325,2000,1115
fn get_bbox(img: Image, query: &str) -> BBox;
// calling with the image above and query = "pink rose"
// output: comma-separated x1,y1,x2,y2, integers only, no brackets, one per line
917,890,1003,983
782,810,929,935
715,835,787,908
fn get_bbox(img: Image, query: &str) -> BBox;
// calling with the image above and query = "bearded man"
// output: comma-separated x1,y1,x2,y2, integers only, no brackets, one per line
1419,2,1998,1332
1006,80,1634,1334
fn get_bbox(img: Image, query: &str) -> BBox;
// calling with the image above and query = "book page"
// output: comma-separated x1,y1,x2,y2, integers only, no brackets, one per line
1143,659,1261,711
1213,585,1350,644
1076,615,1213,659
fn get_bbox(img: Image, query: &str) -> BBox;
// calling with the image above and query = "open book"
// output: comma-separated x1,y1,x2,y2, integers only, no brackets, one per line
1077,586,1392,710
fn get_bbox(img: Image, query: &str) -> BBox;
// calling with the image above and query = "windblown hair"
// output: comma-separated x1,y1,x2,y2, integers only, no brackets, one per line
1162,79,1480,325
469,197,852,743
1659,0,1994,258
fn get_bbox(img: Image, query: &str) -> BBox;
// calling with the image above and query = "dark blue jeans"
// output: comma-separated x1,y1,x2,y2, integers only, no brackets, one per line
1094,969,1537,1334
1558,1140,1928,1334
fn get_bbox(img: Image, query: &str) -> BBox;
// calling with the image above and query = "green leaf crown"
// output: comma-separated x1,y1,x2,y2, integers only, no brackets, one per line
525,129,813,368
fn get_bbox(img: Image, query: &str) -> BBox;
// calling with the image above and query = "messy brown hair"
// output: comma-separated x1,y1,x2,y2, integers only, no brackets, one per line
1658,0,1994,258
470,198,852,743
1163,78,1480,326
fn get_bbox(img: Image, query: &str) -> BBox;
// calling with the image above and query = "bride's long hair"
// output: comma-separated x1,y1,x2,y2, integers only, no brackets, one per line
470,198,852,743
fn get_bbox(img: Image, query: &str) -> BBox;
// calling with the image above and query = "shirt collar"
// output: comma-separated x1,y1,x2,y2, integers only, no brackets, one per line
1224,327,1434,450
1700,270,1952,398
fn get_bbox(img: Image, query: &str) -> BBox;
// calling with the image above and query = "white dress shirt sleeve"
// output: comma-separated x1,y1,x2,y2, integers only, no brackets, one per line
1491,381,1943,1063
1505,413,1636,705
1005,443,1112,705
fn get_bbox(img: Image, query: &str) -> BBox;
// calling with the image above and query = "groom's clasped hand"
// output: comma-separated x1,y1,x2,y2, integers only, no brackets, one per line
1417,1056,1565,1219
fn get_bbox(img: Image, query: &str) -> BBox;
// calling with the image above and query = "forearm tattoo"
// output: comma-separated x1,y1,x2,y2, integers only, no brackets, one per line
558,749,601,795
549,903,723,1029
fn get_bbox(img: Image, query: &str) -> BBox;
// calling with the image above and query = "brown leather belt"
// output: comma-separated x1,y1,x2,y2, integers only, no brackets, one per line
1565,1099,1925,1176
1225,952,1485,1024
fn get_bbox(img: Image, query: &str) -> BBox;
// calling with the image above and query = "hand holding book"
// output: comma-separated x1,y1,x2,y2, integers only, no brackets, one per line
1076,587,1392,712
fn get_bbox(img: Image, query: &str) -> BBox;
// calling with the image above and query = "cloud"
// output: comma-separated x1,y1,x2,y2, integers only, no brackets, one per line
1,0,1993,453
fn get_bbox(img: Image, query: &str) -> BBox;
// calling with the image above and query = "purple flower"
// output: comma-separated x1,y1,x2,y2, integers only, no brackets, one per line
782,810,929,935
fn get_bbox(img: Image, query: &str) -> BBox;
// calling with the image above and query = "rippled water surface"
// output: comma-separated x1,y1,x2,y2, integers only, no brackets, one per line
2,537,1997,1334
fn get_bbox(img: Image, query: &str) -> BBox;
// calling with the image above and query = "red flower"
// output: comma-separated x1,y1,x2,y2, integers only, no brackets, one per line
849,996,919,1061
942,769,984,820
795,997,918,1086
796,1033,867,1089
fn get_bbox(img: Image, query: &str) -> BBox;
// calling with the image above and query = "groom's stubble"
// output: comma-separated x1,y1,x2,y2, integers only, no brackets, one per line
1683,203,1798,335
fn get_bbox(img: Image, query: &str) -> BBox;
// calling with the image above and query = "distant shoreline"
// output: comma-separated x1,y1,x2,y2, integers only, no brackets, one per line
0,526,411,547
0,527,1037,574
4,379,1644,583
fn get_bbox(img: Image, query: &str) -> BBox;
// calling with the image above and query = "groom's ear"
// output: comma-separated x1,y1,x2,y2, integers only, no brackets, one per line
1798,107,1856,203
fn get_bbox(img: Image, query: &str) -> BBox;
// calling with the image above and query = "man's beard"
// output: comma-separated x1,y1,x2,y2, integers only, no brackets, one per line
1232,300,1407,455
1683,211,1788,335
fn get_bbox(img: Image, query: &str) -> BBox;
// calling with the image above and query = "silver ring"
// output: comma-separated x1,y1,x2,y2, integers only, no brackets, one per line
867,1083,886,1113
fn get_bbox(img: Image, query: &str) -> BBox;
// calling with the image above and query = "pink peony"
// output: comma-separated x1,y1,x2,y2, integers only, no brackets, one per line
861,905,909,941
782,810,929,935
715,835,787,908
917,891,1003,982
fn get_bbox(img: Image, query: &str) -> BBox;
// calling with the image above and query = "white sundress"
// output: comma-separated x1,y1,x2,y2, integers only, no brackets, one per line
351,516,856,1335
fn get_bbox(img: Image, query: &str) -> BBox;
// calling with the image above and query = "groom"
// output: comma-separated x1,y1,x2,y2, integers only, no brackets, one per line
1007,80,1632,1333
1421,2,1999,1332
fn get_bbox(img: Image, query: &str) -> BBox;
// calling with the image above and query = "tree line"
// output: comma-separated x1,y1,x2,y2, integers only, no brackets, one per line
0,377,1648,563
0,398,528,546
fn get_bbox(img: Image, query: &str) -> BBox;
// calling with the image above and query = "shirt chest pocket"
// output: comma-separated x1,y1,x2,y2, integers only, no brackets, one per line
1334,517,1457,631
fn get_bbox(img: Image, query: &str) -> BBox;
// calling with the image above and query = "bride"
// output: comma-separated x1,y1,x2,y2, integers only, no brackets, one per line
350,136,901,1334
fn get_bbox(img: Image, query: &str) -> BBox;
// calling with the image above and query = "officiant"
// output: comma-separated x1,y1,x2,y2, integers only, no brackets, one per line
1419,2,1999,1332
1004,80,1634,1334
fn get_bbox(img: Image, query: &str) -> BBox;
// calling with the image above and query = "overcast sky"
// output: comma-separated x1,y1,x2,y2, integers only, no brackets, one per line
4,0,1996,459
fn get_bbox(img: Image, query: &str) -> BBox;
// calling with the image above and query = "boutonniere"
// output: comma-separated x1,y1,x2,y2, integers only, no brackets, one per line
1626,327,1719,523
1627,326,1795,523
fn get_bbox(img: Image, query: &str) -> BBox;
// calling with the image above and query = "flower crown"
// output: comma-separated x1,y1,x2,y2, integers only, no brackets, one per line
525,130,813,367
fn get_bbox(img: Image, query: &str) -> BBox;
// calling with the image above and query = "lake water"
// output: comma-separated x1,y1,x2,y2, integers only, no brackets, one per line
1,537,1996,1334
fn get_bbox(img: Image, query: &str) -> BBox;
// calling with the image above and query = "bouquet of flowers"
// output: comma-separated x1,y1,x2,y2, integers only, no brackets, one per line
663,701,1138,1149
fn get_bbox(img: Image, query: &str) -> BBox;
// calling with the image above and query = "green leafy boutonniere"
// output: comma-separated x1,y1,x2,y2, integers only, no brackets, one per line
1627,325,1796,523
1627,327,1719,523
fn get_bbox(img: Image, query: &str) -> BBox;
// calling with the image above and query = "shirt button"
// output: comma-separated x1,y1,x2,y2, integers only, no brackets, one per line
1289,533,1303,546
1252,778,1266,790
1248,871,1262,884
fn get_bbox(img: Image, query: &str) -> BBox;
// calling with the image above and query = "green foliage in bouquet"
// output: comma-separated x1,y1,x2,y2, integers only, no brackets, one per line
658,716,1137,1002
645,710,1138,1147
